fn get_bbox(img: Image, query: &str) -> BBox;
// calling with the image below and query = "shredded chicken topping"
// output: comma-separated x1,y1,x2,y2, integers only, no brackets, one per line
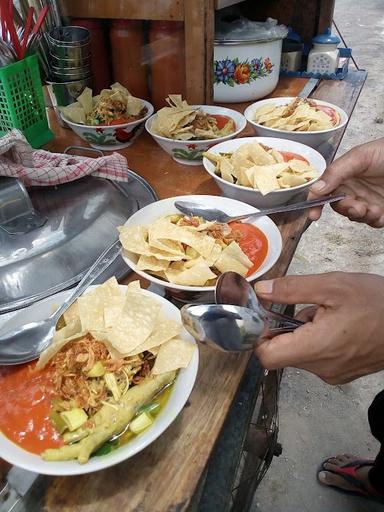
177,216,242,245
47,334,154,415
192,112,217,131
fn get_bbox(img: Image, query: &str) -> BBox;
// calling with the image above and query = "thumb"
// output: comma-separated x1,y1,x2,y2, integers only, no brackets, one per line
310,144,368,196
254,273,344,307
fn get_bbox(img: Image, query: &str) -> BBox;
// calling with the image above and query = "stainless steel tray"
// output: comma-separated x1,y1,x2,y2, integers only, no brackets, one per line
0,171,158,313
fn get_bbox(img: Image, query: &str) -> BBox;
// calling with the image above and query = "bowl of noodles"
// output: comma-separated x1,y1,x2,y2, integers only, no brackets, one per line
59,83,154,150
203,137,326,208
244,97,348,149
145,95,247,166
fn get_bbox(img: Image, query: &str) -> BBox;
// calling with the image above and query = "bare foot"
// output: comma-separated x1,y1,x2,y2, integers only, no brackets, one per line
318,454,378,495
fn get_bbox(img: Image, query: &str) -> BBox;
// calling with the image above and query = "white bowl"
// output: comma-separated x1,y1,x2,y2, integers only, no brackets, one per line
0,285,198,475
202,137,327,208
145,105,247,166
61,99,154,150
121,195,282,303
244,97,348,149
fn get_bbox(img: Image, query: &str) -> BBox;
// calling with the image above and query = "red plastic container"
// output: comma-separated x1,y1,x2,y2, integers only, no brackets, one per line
148,21,186,109
110,20,149,100
71,18,111,93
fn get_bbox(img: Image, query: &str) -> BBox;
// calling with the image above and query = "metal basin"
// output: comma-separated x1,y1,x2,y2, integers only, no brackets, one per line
0,171,158,313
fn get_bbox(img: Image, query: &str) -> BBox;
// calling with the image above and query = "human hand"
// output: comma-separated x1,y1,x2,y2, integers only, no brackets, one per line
254,272,384,384
308,138,384,227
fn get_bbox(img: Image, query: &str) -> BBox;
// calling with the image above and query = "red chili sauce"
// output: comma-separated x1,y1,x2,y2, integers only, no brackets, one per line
229,222,269,276
209,114,234,130
279,150,308,163
0,363,62,454
316,104,338,125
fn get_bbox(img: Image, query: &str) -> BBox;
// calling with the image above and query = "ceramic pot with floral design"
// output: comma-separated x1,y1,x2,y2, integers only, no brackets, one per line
214,38,283,103
60,99,154,150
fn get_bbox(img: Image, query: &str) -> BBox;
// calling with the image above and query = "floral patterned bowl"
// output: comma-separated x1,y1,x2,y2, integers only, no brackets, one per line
145,105,247,166
61,99,154,150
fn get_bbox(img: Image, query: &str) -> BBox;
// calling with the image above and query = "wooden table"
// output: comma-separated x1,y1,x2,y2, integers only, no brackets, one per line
8,72,366,512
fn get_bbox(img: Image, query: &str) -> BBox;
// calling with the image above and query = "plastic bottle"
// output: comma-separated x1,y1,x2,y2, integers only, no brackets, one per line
148,21,186,109
110,20,149,99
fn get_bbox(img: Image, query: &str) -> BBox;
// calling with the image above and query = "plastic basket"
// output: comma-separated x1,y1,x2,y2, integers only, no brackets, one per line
0,54,53,148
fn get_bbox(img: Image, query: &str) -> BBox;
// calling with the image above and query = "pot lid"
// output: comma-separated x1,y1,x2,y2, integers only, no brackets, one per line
312,28,340,44
0,170,158,313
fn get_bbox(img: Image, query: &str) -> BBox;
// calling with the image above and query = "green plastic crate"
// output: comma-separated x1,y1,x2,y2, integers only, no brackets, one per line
0,54,53,148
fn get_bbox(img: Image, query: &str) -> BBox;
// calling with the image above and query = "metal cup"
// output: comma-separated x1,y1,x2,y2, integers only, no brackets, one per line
51,42,90,60
49,41,90,60
0,178,47,235
48,26,91,60
50,53,91,69
46,77,92,105
51,65,92,82
48,26,90,45
46,76,92,126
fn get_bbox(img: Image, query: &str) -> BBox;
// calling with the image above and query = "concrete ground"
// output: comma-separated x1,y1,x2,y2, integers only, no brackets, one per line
252,1,384,511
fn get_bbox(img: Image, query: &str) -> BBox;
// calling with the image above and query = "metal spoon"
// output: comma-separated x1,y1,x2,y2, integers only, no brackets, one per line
181,303,297,352
0,239,122,365
174,194,345,223
215,271,304,328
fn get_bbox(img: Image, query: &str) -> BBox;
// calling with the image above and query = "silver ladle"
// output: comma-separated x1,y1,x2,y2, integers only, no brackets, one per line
174,194,345,223
215,271,304,328
181,303,297,352
0,240,122,365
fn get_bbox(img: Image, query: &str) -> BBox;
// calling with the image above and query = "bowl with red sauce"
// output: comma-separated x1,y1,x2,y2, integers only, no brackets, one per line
61,98,154,150
244,97,348,149
145,105,247,166
0,286,198,475
120,195,282,303
203,136,327,208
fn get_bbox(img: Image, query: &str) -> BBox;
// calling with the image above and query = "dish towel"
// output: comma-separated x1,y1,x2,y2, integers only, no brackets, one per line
0,130,130,186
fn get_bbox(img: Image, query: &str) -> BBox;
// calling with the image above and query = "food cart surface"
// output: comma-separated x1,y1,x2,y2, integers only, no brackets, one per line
0,71,366,511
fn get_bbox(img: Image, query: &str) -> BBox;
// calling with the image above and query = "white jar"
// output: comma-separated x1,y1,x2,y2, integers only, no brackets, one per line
281,51,301,72
281,40,303,72
307,29,340,75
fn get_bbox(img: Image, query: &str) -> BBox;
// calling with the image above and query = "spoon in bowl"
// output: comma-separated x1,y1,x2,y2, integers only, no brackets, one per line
174,194,345,223
0,239,122,365
215,271,304,328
